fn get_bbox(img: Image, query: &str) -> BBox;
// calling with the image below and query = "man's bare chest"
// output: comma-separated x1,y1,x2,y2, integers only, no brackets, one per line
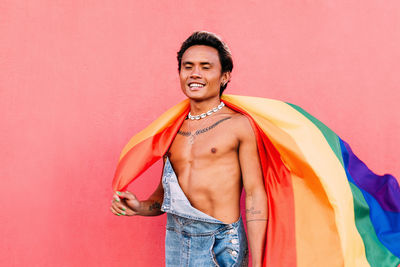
168,115,238,160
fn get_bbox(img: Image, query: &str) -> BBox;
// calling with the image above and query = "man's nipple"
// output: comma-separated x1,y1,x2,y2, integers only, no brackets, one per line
211,147,217,153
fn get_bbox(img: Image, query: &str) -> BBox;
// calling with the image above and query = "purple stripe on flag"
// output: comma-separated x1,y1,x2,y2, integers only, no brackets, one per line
342,140,400,213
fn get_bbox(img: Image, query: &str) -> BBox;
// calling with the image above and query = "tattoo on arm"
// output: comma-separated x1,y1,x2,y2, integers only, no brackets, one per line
246,207,262,215
246,207,267,222
246,219,268,223
149,201,161,211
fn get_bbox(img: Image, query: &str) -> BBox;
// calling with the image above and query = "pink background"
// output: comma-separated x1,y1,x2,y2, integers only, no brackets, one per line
1,1,399,266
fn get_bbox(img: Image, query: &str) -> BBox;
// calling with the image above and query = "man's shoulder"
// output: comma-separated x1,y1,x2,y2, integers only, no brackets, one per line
227,112,254,136
229,112,250,123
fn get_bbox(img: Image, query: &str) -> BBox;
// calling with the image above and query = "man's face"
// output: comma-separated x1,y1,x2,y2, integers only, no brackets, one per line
179,45,230,101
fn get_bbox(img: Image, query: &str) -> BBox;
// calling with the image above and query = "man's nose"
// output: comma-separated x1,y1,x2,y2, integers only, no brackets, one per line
190,67,202,78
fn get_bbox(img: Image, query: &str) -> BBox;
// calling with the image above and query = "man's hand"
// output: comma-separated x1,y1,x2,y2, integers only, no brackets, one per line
110,191,141,216
110,187,164,217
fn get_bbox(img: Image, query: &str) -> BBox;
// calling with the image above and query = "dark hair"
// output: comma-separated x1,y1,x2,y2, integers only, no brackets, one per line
177,31,233,95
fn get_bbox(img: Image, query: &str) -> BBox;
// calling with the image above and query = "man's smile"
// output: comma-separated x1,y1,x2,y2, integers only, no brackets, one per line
188,82,205,89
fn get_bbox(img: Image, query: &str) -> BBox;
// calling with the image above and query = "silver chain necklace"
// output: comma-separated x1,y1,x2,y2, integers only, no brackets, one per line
187,102,225,120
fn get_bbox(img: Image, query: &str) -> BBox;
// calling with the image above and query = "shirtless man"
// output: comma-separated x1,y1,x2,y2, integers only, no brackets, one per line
110,31,268,267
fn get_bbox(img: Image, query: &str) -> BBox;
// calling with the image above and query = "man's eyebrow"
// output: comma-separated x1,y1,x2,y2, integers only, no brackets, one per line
182,61,213,65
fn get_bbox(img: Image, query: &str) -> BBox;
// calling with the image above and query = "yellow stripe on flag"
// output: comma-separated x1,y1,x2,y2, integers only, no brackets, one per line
222,94,369,267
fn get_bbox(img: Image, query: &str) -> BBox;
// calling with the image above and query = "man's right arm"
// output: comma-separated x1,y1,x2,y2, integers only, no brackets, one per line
110,160,165,217
135,178,165,216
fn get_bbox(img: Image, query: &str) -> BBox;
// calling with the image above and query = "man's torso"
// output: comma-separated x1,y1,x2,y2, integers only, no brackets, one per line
167,108,249,223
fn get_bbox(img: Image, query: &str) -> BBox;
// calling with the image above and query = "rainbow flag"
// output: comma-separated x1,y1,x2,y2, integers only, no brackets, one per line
112,94,400,267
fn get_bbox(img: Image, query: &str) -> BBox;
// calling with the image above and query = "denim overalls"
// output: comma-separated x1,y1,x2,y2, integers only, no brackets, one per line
161,157,249,267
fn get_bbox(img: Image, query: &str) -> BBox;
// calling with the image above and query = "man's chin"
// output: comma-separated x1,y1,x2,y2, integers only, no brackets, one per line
182,89,219,102
187,95,206,101
183,90,205,100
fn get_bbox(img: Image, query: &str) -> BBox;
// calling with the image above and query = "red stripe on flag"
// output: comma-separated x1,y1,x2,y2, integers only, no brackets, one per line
112,108,188,191
225,101,297,267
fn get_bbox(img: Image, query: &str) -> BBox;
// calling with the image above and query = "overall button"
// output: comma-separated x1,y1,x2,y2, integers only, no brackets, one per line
228,229,235,234
230,250,238,256
230,239,239,244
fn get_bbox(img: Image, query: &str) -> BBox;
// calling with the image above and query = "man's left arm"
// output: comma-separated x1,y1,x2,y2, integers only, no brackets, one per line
237,116,268,267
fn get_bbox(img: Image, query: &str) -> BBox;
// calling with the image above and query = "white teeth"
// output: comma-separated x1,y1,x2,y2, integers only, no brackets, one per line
189,83,204,88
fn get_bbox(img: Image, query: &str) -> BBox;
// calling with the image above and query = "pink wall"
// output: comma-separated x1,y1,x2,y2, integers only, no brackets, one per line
1,1,399,266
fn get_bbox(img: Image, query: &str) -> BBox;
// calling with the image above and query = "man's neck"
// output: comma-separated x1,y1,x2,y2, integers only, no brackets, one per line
189,97,222,116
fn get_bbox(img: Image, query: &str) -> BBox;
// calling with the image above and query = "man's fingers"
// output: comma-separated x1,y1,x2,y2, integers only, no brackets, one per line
111,191,139,216
110,204,137,216
112,200,127,214
124,209,138,216
111,198,136,216
113,193,121,202
116,190,137,200
110,205,122,216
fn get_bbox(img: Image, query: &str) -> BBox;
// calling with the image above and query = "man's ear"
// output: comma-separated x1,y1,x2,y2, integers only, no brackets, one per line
222,71,231,85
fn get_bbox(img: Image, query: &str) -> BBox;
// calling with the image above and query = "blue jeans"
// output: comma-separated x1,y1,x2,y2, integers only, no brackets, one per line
161,157,248,266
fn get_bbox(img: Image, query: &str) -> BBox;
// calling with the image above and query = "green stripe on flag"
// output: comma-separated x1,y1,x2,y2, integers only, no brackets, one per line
349,182,400,266
286,103,343,166
287,103,400,266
